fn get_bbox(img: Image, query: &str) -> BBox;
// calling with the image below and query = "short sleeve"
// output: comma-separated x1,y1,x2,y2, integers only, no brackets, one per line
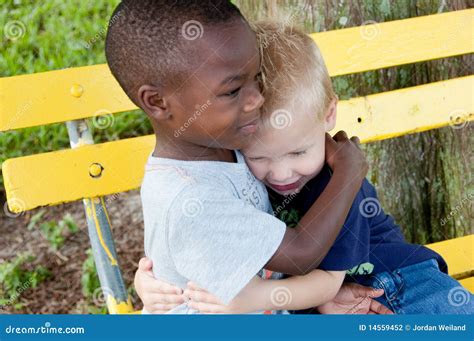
167,183,286,304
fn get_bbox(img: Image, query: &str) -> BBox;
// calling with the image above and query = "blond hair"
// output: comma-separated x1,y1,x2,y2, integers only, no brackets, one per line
252,21,336,123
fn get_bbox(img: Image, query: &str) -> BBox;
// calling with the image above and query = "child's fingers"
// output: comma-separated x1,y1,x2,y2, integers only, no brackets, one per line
150,303,181,312
160,293,185,304
370,300,394,315
368,288,384,298
324,133,338,150
148,310,168,314
142,293,185,306
136,261,182,295
186,281,207,292
324,133,339,161
325,132,337,145
348,283,383,298
138,257,153,271
350,136,361,147
188,301,226,314
184,288,223,305
159,281,183,295
333,130,349,142
147,279,183,295
146,303,180,314
144,293,184,305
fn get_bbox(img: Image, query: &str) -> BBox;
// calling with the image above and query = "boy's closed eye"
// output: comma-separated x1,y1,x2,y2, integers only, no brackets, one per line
220,72,262,98
289,150,307,157
247,150,307,162
222,87,242,97
246,156,266,162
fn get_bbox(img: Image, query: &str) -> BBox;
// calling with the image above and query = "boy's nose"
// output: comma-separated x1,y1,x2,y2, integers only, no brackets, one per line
243,88,264,113
269,165,292,183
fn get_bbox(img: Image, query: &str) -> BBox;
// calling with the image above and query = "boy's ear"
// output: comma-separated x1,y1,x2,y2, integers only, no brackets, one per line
137,84,171,121
324,97,338,132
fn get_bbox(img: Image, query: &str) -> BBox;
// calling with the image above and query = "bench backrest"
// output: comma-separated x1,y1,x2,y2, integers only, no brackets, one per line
2,9,473,213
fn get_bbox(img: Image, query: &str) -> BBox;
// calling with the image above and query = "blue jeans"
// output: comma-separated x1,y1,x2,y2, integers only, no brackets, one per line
352,259,474,314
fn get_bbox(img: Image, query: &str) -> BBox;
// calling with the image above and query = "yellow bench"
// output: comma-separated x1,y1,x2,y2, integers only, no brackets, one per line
1,9,473,313
427,235,473,291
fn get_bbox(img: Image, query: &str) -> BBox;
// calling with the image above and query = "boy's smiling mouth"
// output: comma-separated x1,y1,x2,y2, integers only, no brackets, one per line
268,180,301,193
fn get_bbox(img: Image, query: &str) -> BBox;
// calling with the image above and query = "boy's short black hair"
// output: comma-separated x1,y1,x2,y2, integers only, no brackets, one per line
105,0,244,106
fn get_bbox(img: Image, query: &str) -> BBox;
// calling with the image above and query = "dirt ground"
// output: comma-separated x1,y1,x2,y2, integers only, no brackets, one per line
0,190,145,314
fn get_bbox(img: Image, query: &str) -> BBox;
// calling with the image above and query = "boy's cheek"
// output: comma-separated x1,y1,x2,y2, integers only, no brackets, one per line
299,154,325,177
246,162,266,181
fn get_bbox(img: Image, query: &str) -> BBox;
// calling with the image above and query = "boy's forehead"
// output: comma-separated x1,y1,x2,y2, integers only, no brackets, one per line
244,112,322,155
264,105,321,132
191,21,259,80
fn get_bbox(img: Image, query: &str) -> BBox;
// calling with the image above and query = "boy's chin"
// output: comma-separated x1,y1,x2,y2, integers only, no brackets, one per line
276,189,300,196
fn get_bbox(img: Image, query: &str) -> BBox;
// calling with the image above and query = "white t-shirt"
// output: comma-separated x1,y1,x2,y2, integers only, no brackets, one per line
141,151,286,314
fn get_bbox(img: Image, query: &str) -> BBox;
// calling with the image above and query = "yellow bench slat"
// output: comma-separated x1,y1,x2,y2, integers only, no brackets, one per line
336,75,474,143
459,277,474,293
1,10,472,132
314,9,474,77
0,64,135,132
3,77,473,211
3,135,154,213
426,235,474,279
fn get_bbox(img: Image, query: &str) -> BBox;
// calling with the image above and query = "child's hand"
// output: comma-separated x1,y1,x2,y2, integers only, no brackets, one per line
184,281,242,314
325,131,368,178
184,279,264,314
134,257,185,313
317,283,394,314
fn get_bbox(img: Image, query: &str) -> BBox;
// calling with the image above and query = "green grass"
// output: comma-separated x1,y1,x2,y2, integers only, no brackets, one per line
2,0,118,75
81,248,107,314
0,0,152,193
27,211,79,250
0,252,50,310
